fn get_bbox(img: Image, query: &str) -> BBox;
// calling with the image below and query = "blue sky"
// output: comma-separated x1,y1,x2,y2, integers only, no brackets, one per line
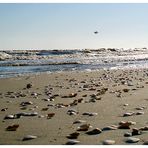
0,3,148,49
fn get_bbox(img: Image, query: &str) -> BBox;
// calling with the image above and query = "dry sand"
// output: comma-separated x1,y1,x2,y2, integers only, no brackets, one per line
0,69,148,145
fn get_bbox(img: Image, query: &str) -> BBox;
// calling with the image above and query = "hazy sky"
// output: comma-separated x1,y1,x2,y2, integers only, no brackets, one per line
0,3,148,49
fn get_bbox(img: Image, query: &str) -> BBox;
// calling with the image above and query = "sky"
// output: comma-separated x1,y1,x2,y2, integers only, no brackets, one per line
0,3,148,50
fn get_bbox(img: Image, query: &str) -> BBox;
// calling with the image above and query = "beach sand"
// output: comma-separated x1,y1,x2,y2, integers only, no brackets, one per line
0,69,148,145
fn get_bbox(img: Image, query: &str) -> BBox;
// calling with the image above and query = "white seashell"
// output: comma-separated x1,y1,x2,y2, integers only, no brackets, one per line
66,140,80,145
4,114,14,119
102,140,115,145
73,120,86,124
136,111,144,115
126,137,140,143
22,135,37,141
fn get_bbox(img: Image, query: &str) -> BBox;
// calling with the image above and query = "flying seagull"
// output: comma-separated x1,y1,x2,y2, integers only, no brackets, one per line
94,31,98,34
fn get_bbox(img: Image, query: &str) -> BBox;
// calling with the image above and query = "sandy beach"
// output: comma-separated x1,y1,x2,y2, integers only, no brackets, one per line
0,69,148,145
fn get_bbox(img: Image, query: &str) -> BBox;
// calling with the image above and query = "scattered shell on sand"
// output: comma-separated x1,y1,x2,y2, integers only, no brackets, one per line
86,128,102,135
136,111,144,115
66,139,80,145
82,112,98,116
102,140,115,145
67,132,80,139
41,108,49,111
4,114,15,119
132,128,142,136
73,120,86,124
22,135,37,141
1,108,8,111
139,126,148,131
135,107,145,110
123,112,134,117
67,109,78,115
125,137,140,143
102,125,118,131
124,132,132,137
6,124,19,131
20,101,33,106
77,124,91,131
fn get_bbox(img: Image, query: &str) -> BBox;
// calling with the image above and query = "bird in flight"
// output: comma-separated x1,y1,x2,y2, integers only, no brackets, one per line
94,31,98,34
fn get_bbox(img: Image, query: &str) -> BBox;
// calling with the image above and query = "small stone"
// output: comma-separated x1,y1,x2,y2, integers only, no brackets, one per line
124,132,132,137
66,139,80,145
86,128,102,135
26,83,32,89
22,135,37,141
102,140,115,145
6,124,19,131
126,137,140,143
118,121,132,129
47,113,55,119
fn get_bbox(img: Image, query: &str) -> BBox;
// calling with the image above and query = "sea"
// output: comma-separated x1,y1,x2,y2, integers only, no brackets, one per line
0,48,148,78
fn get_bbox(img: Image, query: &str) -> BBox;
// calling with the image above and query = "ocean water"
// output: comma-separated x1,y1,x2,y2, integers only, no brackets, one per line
1,48,148,78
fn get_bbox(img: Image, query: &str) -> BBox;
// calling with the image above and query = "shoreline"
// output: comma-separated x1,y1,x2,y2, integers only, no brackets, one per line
0,68,148,144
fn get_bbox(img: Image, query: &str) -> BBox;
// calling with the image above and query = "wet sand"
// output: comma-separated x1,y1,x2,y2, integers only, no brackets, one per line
0,69,148,145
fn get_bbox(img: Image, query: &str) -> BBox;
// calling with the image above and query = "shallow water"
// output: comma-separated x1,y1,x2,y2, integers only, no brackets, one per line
1,48,148,78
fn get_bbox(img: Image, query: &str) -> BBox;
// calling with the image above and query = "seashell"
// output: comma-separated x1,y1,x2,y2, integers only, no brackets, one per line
139,126,148,131
47,113,55,119
6,124,19,131
20,101,33,106
66,132,80,139
77,124,91,131
136,111,144,115
66,139,80,145
86,128,102,135
67,109,78,115
4,114,15,119
102,140,115,145
102,125,118,131
123,112,134,117
89,112,98,116
22,135,37,141
1,108,8,111
125,137,140,143
43,98,50,101
123,104,129,106
135,107,145,110
82,112,98,116
73,120,86,124
124,132,132,137
132,128,142,136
